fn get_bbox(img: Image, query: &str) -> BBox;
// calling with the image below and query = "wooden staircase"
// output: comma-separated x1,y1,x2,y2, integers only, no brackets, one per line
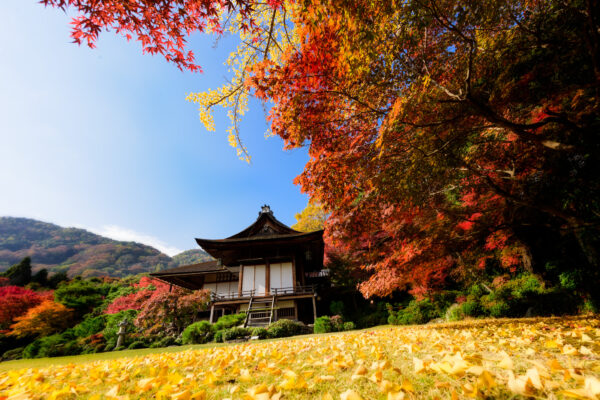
244,295,276,327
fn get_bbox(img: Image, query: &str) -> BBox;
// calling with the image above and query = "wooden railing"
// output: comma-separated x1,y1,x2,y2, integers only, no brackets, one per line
212,285,315,302
305,269,330,278
271,285,314,296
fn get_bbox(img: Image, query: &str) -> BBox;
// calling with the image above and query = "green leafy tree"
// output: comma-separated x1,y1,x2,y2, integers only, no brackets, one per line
54,279,105,315
2,257,32,287
31,269,48,287
47,271,68,289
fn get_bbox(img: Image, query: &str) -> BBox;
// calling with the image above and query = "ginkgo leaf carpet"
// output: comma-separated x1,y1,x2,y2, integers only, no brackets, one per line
1,316,599,399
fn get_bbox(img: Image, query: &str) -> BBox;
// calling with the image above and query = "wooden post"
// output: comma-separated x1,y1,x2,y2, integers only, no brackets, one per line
312,295,317,323
265,259,270,295
238,266,244,297
169,284,173,293
209,304,215,323
291,256,297,289
300,252,306,286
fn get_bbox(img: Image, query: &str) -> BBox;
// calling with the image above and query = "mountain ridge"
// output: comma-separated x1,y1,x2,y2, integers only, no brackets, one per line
0,217,212,278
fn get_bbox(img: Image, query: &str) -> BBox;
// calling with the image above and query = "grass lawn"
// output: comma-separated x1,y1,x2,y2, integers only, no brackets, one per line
1,316,599,399
0,342,228,373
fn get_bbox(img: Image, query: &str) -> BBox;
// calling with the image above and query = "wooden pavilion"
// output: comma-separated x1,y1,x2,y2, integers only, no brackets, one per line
150,205,327,326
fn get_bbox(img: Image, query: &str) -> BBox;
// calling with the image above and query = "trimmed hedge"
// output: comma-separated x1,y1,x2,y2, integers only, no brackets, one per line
181,321,214,345
267,319,306,338
224,327,252,341
314,316,356,333
251,327,268,339
213,313,246,331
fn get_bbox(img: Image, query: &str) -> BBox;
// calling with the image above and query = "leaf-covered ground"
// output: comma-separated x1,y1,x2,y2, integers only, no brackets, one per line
1,316,599,399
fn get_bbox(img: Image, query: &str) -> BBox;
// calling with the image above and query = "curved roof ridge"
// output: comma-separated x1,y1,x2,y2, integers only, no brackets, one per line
226,206,300,239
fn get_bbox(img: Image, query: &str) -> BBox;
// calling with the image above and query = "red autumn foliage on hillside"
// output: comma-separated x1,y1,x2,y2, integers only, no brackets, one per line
104,277,171,314
0,286,53,329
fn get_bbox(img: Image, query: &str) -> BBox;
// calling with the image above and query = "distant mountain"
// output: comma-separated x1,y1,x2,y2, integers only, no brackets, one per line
0,217,212,278
171,249,213,266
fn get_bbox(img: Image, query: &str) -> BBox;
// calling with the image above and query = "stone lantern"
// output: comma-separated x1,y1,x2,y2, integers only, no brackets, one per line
115,318,129,349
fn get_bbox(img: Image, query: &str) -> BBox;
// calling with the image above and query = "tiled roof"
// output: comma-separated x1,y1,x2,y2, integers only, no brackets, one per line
150,260,220,276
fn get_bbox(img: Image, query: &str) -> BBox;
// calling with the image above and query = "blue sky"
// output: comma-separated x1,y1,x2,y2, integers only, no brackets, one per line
0,0,310,255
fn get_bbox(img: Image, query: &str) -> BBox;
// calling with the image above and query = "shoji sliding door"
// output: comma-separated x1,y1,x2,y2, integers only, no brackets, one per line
269,262,294,291
242,265,267,295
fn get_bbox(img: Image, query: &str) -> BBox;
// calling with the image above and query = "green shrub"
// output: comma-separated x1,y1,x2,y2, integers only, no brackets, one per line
214,330,225,343
314,316,334,334
559,271,580,291
445,304,463,322
509,274,544,299
487,301,510,318
581,299,598,313
2,347,24,361
251,327,268,339
482,273,580,317
73,315,106,338
22,333,81,359
127,341,147,350
459,301,482,317
479,293,510,317
213,313,246,331
224,327,252,341
388,299,440,325
342,321,355,331
355,302,389,328
468,284,486,298
54,280,105,315
181,321,214,345
149,336,178,348
267,319,305,338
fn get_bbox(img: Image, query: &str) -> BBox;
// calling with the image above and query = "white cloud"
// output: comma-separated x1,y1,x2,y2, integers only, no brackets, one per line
90,225,183,257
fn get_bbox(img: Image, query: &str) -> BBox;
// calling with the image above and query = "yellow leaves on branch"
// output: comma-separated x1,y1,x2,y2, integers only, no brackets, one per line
1,317,600,399
185,1,301,163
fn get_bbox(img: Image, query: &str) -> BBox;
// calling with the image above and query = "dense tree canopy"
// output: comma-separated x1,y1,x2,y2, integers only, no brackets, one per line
291,202,327,232
44,0,600,300
250,0,600,299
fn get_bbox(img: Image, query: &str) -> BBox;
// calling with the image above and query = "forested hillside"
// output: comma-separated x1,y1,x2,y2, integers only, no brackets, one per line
170,249,213,266
0,217,211,277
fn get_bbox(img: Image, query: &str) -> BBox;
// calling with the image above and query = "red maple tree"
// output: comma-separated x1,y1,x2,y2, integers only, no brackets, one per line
0,286,53,330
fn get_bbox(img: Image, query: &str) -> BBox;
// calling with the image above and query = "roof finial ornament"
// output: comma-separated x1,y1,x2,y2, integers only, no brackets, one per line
259,204,273,216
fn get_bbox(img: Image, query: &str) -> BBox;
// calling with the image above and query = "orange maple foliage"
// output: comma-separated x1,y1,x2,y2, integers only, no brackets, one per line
10,300,74,338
